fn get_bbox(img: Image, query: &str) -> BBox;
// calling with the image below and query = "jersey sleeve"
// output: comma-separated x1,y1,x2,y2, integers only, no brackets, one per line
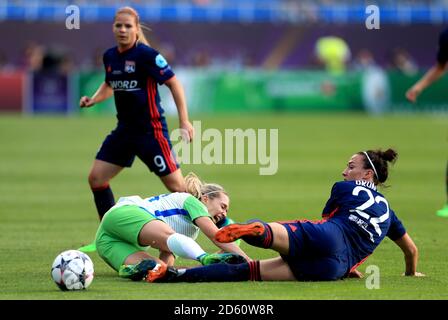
141,46,175,84
437,28,448,65
386,210,406,241
322,182,343,218
183,195,212,222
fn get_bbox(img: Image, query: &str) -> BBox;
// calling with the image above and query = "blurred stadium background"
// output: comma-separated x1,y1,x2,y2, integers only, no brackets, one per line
2,0,448,116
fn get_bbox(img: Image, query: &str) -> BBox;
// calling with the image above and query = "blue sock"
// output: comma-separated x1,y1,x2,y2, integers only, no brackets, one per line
173,261,261,282
92,184,115,220
241,219,274,249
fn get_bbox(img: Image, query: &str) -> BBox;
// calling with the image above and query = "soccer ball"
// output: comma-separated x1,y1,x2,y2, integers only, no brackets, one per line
51,250,94,291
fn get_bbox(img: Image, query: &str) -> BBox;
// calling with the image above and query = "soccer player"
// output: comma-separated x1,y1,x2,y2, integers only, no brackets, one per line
95,172,249,280
78,7,194,251
147,149,424,282
406,27,448,218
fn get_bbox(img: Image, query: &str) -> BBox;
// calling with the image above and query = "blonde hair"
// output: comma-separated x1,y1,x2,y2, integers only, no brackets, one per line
184,172,227,200
114,6,151,46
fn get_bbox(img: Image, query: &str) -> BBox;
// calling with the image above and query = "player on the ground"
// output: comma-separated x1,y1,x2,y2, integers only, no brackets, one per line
79,6,194,252
95,173,248,280
406,27,448,218
147,149,424,282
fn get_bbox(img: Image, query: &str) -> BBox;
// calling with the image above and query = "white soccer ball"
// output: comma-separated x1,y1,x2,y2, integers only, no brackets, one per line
51,250,94,291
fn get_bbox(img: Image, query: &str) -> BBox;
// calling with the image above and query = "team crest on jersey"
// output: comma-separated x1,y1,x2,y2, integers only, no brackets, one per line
124,60,136,73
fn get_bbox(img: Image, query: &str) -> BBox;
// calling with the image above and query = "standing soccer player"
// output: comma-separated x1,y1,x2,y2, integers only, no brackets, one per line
406,27,448,218
78,7,194,251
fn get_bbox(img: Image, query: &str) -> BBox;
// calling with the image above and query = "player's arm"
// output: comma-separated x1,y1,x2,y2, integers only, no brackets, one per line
194,216,251,261
79,82,113,108
393,233,425,277
321,182,343,220
164,76,194,142
406,63,447,103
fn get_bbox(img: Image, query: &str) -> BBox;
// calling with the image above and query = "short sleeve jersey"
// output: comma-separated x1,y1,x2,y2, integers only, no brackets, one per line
321,180,406,265
103,42,175,132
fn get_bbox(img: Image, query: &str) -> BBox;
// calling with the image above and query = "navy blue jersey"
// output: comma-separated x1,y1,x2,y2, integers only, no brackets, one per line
437,28,448,65
103,42,175,133
321,180,406,269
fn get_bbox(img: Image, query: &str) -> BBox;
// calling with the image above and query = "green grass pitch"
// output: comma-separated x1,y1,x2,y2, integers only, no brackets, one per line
0,112,447,299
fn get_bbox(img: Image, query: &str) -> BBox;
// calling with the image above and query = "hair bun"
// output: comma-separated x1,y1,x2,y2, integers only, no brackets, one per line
379,148,398,163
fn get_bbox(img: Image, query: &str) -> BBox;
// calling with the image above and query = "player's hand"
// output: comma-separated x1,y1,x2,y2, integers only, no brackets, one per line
79,96,95,108
180,120,195,143
405,87,420,103
347,269,364,278
402,272,426,277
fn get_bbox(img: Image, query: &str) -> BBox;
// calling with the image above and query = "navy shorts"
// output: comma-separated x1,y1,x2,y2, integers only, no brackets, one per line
96,123,179,177
279,220,349,281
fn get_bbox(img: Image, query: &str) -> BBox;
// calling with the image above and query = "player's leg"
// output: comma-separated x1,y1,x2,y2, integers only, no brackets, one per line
137,127,185,192
95,229,160,280
147,257,295,283
215,220,290,255
88,159,123,219
79,159,125,253
90,130,136,220
160,169,186,192
120,251,164,281
139,221,243,265
436,160,448,217
259,257,296,280
94,205,161,280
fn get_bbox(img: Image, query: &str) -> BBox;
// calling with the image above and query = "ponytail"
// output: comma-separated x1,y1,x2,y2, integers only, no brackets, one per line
185,172,203,199
378,148,398,163
185,172,227,200
137,23,151,46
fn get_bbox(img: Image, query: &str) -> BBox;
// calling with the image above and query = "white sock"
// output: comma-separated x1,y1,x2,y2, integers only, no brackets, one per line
166,233,206,261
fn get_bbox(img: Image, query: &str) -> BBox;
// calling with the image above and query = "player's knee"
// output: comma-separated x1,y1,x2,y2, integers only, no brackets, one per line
88,172,108,189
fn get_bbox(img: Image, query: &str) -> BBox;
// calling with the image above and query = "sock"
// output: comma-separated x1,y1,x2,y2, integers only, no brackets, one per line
166,233,206,261
241,219,274,249
91,184,115,220
172,261,261,282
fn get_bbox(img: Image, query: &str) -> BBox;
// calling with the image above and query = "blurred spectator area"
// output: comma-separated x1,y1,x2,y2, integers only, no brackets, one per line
2,0,448,114
0,0,447,71
0,20,443,71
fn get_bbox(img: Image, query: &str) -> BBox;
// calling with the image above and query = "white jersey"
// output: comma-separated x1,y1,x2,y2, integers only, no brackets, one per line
113,192,210,240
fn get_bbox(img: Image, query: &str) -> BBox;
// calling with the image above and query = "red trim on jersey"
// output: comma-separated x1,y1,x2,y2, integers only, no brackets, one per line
146,78,177,173
276,207,340,226
276,218,326,225
349,255,370,273
322,207,339,220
